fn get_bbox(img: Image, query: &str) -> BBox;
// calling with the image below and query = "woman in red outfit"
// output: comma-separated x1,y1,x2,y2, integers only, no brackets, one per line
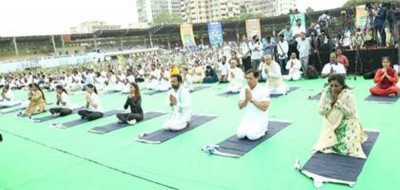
370,57,400,97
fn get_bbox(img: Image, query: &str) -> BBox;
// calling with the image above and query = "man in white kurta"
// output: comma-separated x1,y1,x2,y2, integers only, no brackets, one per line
146,65,161,90
283,53,302,81
261,55,290,95
226,59,244,93
237,69,270,140
0,85,20,108
321,52,347,78
163,74,192,131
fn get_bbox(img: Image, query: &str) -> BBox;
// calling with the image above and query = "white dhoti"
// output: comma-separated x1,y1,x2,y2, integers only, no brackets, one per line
283,71,302,81
237,115,269,140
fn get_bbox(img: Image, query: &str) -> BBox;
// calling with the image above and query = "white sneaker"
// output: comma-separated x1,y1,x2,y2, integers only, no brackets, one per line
127,119,137,125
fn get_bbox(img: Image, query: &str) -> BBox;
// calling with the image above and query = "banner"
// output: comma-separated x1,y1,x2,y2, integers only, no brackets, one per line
356,5,369,30
180,24,196,47
207,22,223,47
245,19,261,40
289,13,306,32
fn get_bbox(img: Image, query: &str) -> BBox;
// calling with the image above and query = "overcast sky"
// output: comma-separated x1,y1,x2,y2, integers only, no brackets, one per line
0,0,346,37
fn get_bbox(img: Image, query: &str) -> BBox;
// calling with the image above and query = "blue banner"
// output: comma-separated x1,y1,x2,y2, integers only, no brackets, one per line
207,22,223,47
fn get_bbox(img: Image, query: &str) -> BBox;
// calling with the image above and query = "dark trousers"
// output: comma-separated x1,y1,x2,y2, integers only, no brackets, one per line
50,107,72,117
278,58,287,75
116,113,143,123
78,110,103,121
242,56,251,72
251,59,261,70
375,25,386,46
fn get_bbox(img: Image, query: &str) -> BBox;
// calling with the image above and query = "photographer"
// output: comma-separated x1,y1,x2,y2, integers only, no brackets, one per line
318,11,331,39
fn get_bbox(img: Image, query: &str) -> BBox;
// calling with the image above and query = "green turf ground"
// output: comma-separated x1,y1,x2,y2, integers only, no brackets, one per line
0,76,399,190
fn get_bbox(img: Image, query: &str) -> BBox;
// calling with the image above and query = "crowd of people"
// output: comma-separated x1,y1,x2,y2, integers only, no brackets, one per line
1,39,399,159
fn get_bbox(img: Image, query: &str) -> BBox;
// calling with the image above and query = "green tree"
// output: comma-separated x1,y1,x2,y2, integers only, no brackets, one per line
153,11,182,25
306,7,314,14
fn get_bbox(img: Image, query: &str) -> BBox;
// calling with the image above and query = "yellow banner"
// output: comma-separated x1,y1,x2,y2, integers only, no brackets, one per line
180,24,196,47
245,19,261,40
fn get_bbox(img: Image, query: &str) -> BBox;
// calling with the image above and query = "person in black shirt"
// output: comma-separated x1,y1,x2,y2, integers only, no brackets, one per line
116,82,144,124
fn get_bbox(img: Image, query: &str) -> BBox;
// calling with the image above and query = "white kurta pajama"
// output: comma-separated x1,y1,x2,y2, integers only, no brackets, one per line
283,59,302,80
262,61,290,95
0,90,20,107
163,86,192,131
226,68,244,93
146,70,161,90
237,84,270,140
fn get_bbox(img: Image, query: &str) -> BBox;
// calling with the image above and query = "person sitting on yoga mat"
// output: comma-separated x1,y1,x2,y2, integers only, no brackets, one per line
203,65,219,84
217,56,230,83
237,69,270,140
312,74,367,158
18,83,46,119
260,55,289,95
283,53,302,81
226,59,244,93
321,52,347,78
116,82,144,125
163,74,192,131
49,85,80,117
369,57,400,97
181,66,194,92
0,84,19,108
78,84,104,121
192,60,205,83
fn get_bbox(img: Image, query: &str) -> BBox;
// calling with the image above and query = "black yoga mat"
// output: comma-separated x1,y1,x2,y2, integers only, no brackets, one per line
218,91,240,97
364,94,399,104
32,107,85,123
137,115,217,144
309,92,322,101
88,111,167,134
270,87,299,98
211,120,292,158
143,90,168,96
59,109,120,129
191,86,211,93
300,130,379,187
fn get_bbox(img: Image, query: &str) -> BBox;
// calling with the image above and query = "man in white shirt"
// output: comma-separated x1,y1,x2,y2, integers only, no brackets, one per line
284,53,302,81
261,55,290,95
277,34,289,75
146,64,161,90
0,85,19,108
218,56,230,83
237,69,270,140
163,74,192,131
292,19,306,40
250,35,263,70
297,33,311,78
226,59,244,93
321,52,347,78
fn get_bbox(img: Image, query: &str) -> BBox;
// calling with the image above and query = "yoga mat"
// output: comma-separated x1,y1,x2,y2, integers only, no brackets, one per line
309,92,322,101
137,115,217,144
144,90,168,96
191,86,211,93
270,87,299,98
300,130,379,187
32,107,85,123
88,111,167,134
364,94,399,104
210,120,292,158
59,109,120,129
218,91,240,97
0,102,53,115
